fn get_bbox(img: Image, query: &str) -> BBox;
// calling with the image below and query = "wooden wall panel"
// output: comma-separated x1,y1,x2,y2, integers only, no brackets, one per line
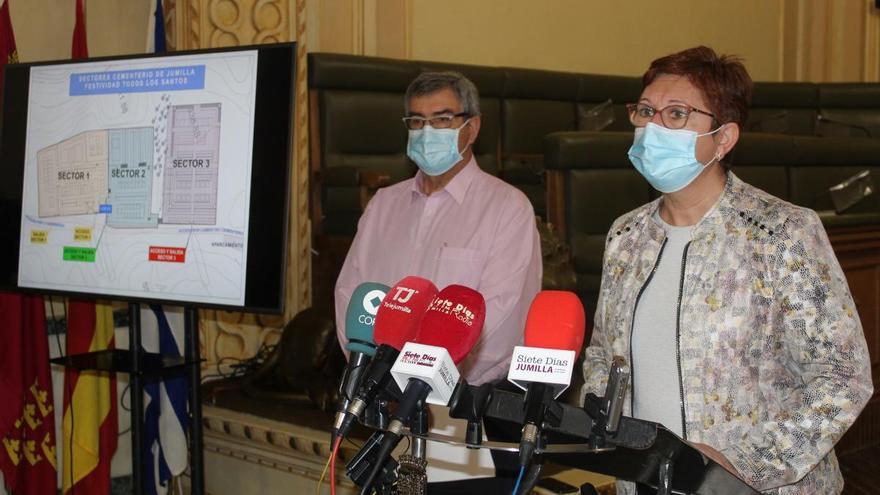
829,227,880,454
782,0,880,82
163,0,310,375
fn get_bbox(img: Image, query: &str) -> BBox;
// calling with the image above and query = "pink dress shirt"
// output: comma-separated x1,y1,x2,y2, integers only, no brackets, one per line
334,157,542,385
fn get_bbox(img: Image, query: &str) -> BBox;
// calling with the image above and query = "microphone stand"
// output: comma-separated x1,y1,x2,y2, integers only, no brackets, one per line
411,406,428,460
397,406,428,495
363,398,390,431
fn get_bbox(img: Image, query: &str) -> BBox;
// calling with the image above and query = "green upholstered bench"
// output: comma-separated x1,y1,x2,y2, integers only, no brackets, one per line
307,52,880,315
543,130,880,314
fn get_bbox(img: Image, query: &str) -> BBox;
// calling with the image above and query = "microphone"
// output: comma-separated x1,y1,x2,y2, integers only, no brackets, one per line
507,290,585,467
335,276,438,441
332,282,390,444
360,285,486,494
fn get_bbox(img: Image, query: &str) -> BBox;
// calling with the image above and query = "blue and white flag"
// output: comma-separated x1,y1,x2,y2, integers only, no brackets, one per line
146,0,166,53
141,7,188,494
141,305,188,495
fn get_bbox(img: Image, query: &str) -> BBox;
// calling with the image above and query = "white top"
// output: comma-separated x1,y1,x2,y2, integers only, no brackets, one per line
631,212,694,437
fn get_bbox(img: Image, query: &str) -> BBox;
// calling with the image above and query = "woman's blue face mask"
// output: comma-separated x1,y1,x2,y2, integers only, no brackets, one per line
628,122,722,193
406,119,471,176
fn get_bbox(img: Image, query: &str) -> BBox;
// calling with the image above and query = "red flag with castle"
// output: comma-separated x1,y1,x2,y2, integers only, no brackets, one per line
0,0,17,91
0,3,58,494
0,293,58,495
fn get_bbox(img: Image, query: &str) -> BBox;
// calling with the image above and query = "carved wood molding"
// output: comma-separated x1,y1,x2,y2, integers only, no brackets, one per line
201,405,357,493
289,0,311,320
202,405,359,466
166,0,296,49
163,1,177,50
199,311,285,377
163,0,311,372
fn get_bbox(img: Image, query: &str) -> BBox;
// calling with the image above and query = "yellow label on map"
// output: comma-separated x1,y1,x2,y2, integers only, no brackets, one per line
30,230,48,244
73,227,92,242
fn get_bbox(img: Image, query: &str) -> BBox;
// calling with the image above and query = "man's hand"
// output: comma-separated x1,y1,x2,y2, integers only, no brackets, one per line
691,442,741,479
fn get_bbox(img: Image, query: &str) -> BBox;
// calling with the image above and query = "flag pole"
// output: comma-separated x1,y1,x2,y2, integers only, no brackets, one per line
128,303,146,495
185,305,205,495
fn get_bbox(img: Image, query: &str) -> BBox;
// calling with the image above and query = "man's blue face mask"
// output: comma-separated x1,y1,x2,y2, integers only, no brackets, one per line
628,122,722,193
406,119,471,176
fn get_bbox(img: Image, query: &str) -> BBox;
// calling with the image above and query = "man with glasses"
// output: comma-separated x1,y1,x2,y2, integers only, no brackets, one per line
334,71,542,492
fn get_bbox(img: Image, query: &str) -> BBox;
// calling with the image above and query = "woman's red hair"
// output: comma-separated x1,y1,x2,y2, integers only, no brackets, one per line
643,46,753,128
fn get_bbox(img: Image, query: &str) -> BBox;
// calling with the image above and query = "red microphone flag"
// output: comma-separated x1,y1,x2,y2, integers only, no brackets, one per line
416,284,486,364
524,290,585,358
373,276,438,350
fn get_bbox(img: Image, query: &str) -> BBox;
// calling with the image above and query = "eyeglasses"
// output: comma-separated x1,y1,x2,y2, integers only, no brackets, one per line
402,112,470,130
626,103,716,130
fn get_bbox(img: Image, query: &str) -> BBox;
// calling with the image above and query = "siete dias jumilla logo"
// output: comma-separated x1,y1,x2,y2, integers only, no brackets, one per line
400,350,437,367
427,297,476,326
513,354,570,374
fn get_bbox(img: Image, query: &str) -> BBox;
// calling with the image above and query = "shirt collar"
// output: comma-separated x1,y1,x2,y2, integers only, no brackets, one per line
411,156,479,205
646,172,737,235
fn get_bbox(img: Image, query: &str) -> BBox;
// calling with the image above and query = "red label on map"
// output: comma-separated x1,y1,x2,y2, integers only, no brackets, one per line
149,246,186,263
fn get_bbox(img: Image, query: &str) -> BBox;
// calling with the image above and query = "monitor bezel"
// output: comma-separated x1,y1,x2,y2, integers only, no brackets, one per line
0,42,295,314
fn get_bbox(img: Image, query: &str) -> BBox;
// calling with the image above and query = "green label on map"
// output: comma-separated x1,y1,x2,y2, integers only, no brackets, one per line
63,246,96,262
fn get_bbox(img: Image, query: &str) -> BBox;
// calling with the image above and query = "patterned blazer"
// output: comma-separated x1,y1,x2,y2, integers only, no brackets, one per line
580,173,873,494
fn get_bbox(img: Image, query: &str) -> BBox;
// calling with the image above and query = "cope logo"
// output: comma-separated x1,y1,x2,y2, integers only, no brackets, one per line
358,289,386,325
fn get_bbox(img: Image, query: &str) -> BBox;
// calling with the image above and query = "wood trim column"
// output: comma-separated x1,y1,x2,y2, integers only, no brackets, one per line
163,0,310,373
828,226,880,453
781,0,880,82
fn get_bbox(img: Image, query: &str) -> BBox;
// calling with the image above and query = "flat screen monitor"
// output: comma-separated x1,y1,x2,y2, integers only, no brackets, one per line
0,43,295,313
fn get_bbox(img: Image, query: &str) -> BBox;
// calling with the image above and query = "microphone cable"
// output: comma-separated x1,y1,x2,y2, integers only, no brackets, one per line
517,462,544,495
317,454,331,495
330,436,342,495
511,465,526,495
317,436,342,495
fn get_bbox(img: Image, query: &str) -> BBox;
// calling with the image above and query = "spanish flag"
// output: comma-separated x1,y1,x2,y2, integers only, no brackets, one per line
62,300,118,495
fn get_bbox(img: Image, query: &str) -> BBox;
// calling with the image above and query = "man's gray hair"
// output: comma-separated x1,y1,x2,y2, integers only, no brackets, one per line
404,71,481,116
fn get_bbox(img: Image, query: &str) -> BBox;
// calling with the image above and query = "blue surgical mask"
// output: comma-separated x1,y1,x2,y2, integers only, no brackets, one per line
628,122,721,193
407,121,470,176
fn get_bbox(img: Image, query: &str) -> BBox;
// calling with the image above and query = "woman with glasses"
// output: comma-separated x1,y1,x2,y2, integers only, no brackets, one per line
580,46,872,494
